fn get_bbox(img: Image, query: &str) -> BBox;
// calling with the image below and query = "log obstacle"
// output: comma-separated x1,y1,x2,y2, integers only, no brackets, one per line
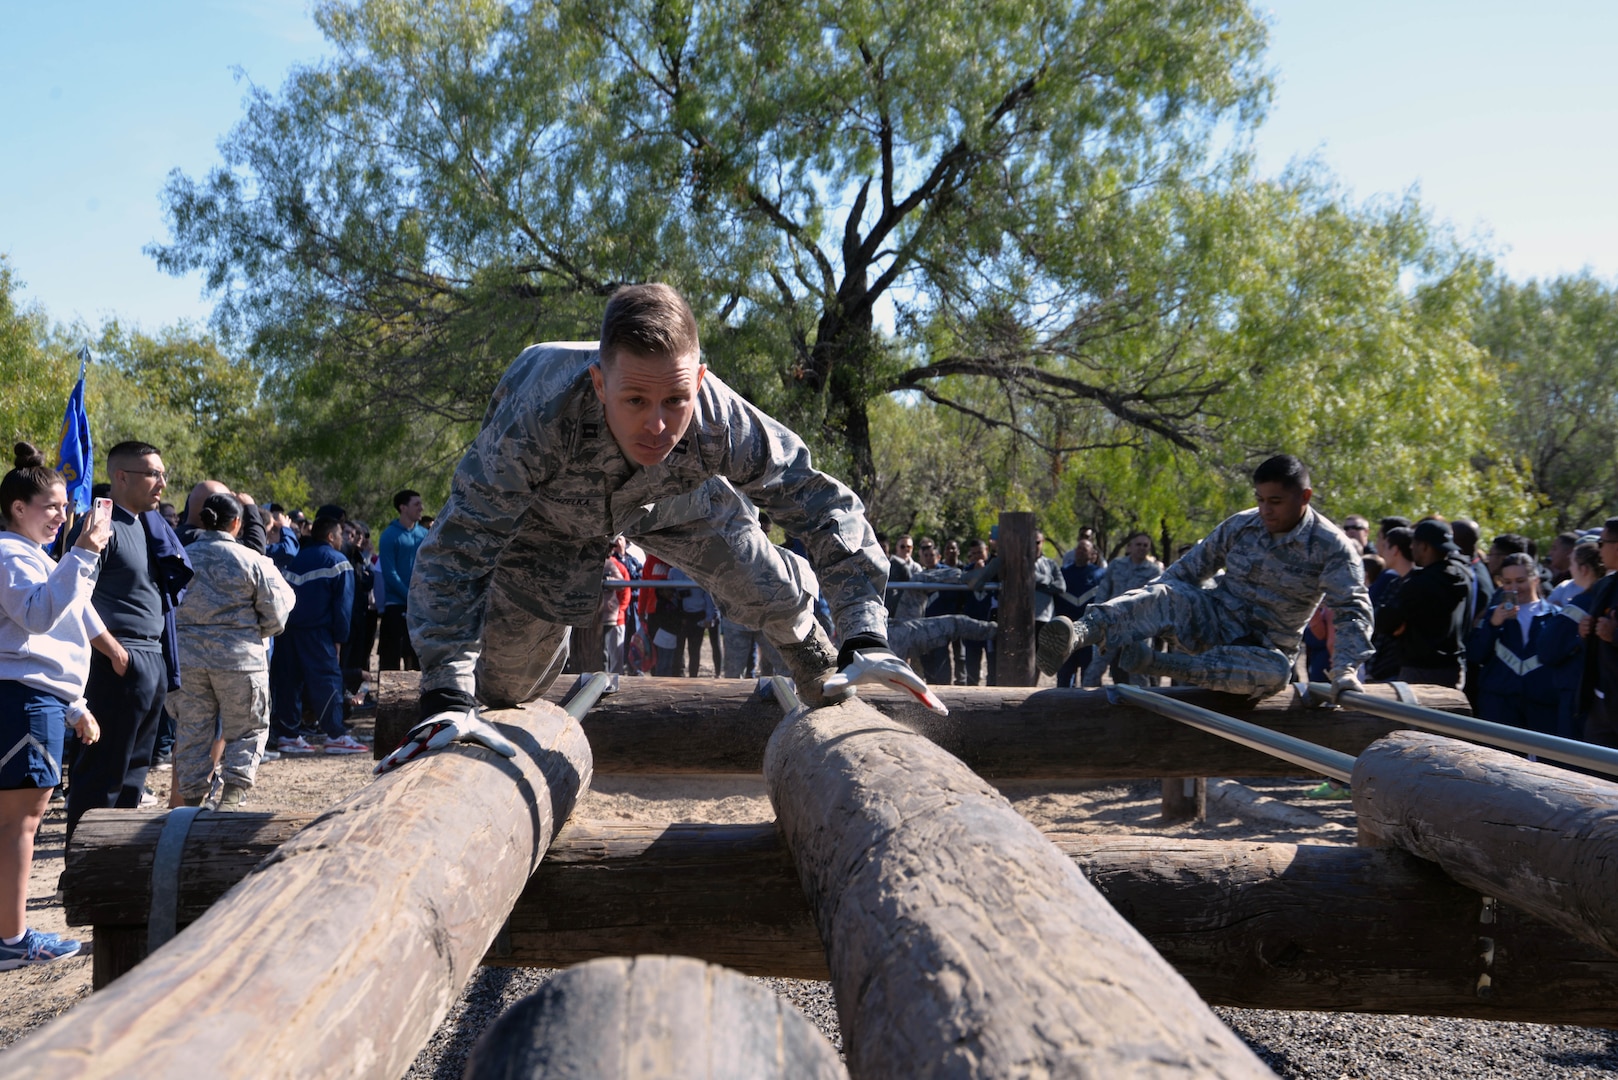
374,671,1468,778
462,955,848,1080
764,697,1275,1078
60,814,1618,1023
8,697,593,1080
1353,729,1618,959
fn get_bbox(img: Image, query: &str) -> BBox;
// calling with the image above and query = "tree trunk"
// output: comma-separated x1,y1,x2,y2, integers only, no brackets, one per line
9,698,592,1079
764,697,1274,1079
1353,729,1618,958
462,955,847,1080
996,511,1038,685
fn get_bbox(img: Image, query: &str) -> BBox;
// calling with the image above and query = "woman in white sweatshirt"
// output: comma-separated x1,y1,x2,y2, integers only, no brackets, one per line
0,442,109,970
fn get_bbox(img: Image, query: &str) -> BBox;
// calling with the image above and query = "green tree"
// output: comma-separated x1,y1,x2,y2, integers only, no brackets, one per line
0,258,80,453
151,0,1272,498
1472,273,1618,533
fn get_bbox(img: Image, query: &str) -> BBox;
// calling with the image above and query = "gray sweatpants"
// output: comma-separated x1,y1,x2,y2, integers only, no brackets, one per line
170,668,270,798
1091,579,1293,696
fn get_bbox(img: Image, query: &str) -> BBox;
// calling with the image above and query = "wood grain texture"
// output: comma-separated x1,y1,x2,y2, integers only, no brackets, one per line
9,698,592,1080
1353,729,1618,959
995,511,1038,686
1160,777,1206,822
65,817,1618,1023
375,671,1467,780
463,955,848,1080
764,698,1276,1079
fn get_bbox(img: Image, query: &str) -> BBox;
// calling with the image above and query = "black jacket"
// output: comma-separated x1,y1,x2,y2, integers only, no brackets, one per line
1375,553,1471,668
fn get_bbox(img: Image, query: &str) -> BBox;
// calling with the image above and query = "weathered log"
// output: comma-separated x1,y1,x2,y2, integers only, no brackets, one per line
995,511,1038,686
62,815,1618,1023
1353,728,1618,959
1206,778,1345,832
1161,777,1206,822
765,697,1274,1078
374,670,1466,779
8,698,592,1080
463,955,847,1080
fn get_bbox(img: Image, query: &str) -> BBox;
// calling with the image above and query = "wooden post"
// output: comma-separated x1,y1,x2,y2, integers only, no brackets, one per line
1160,777,1206,822
1353,729,1618,959
373,674,1470,778
60,816,1618,1024
8,698,593,1080
462,955,847,1080
995,511,1038,686
765,698,1274,1078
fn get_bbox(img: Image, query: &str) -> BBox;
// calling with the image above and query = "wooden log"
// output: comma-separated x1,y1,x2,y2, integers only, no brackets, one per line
1353,728,1618,959
463,955,847,1080
375,671,1466,779
62,815,1618,1024
8,698,593,1080
1161,777,1205,822
996,511,1038,686
1205,779,1345,832
764,698,1274,1078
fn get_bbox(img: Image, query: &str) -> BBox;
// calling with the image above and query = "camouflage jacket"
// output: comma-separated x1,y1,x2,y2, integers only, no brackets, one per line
413,343,887,683
1098,555,1164,604
174,531,295,671
1162,506,1373,677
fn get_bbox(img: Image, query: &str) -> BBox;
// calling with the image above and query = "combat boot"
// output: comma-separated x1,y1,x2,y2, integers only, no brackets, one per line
1036,612,1106,676
214,783,249,811
775,623,845,708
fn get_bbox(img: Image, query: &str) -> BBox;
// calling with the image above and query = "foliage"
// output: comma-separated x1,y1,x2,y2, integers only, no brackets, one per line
0,258,80,453
1472,273,1618,534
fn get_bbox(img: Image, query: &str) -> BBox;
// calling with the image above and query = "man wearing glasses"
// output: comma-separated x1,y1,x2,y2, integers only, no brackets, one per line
65,442,192,837
1339,515,1371,555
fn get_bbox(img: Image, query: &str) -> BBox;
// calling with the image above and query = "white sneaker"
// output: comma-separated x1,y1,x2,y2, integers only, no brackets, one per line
276,735,318,756
322,734,368,755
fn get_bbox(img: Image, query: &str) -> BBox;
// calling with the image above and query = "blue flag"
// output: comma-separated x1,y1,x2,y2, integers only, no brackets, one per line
56,348,93,513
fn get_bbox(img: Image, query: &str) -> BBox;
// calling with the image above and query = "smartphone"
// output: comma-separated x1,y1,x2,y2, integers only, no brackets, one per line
1502,588,1518,613
93,497,113,526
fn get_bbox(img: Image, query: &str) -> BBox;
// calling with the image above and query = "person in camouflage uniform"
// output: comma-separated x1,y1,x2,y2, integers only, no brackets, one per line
171,493,295,808
1039,456,1373,697
889,614,997,668
1078,532,1164,686
382,285,943,771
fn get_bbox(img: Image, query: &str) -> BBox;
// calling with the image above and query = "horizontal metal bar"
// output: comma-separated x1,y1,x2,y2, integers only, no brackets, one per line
559,672,613,720
1111,684,1355,783
1304,682,1618,779
768,675,805,716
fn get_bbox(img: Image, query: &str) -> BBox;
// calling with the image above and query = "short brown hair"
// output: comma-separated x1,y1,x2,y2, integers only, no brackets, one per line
599,283,699,363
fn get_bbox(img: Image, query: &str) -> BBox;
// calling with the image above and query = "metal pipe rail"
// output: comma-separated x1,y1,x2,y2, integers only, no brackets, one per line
557,671,614,719
1305,681,1618,779
603,579,998,591
1110,684,1355,782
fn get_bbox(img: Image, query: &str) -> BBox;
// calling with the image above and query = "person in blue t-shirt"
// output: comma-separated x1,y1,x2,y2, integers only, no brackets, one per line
378,489,429,671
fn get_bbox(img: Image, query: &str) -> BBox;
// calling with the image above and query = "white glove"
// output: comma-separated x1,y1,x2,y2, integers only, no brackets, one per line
374,706,518,775
1328,671,1365,704
821,649,949,715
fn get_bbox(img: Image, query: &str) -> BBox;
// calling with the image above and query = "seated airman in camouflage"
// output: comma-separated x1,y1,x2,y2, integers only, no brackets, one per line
379,284,944,771
1038,455,1374,698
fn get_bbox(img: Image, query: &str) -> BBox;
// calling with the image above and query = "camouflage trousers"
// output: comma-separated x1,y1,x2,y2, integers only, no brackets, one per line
169,668,270,799
457,485,825,707
889,614,996,666
720,618,785,679
1089,579,1293,696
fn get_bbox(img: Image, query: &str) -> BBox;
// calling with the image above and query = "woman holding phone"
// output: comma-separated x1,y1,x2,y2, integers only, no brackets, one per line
0,442,110,968
1467,552,1581,736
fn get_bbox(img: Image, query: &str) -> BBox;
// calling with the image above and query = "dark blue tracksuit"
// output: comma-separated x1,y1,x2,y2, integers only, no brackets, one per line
1467,603,1580,736
1537,591,1597,740
272,543,353,740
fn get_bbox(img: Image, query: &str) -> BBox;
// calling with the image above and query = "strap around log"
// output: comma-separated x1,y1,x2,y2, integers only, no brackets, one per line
147,806,203,952
1388,681,1421,705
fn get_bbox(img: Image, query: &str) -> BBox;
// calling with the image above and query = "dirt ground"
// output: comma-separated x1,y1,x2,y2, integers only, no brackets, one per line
0,681,1365,1056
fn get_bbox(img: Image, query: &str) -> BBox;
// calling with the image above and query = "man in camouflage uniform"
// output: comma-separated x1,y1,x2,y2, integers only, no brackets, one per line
381,285,941,770
1078,531,1164,686
1039,456,1373,697
890,614,997,669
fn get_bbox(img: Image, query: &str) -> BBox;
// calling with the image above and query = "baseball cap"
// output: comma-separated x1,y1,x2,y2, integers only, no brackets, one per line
1412,519,1459,554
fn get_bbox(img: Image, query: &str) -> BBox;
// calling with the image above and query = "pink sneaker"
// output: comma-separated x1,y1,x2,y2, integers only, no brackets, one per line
322,734,368,755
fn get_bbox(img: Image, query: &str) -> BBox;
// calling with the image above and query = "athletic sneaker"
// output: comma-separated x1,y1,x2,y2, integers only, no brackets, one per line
276,736,318,756
321,734,368,755
0,928,81,970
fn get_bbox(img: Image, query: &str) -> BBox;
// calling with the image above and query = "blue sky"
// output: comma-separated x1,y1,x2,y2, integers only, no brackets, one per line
2,1,1615,333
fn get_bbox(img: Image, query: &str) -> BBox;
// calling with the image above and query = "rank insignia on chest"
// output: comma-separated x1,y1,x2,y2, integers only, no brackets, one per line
581,422,599,440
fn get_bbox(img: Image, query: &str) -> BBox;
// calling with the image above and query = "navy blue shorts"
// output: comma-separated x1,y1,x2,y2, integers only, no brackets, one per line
0,680,68,790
